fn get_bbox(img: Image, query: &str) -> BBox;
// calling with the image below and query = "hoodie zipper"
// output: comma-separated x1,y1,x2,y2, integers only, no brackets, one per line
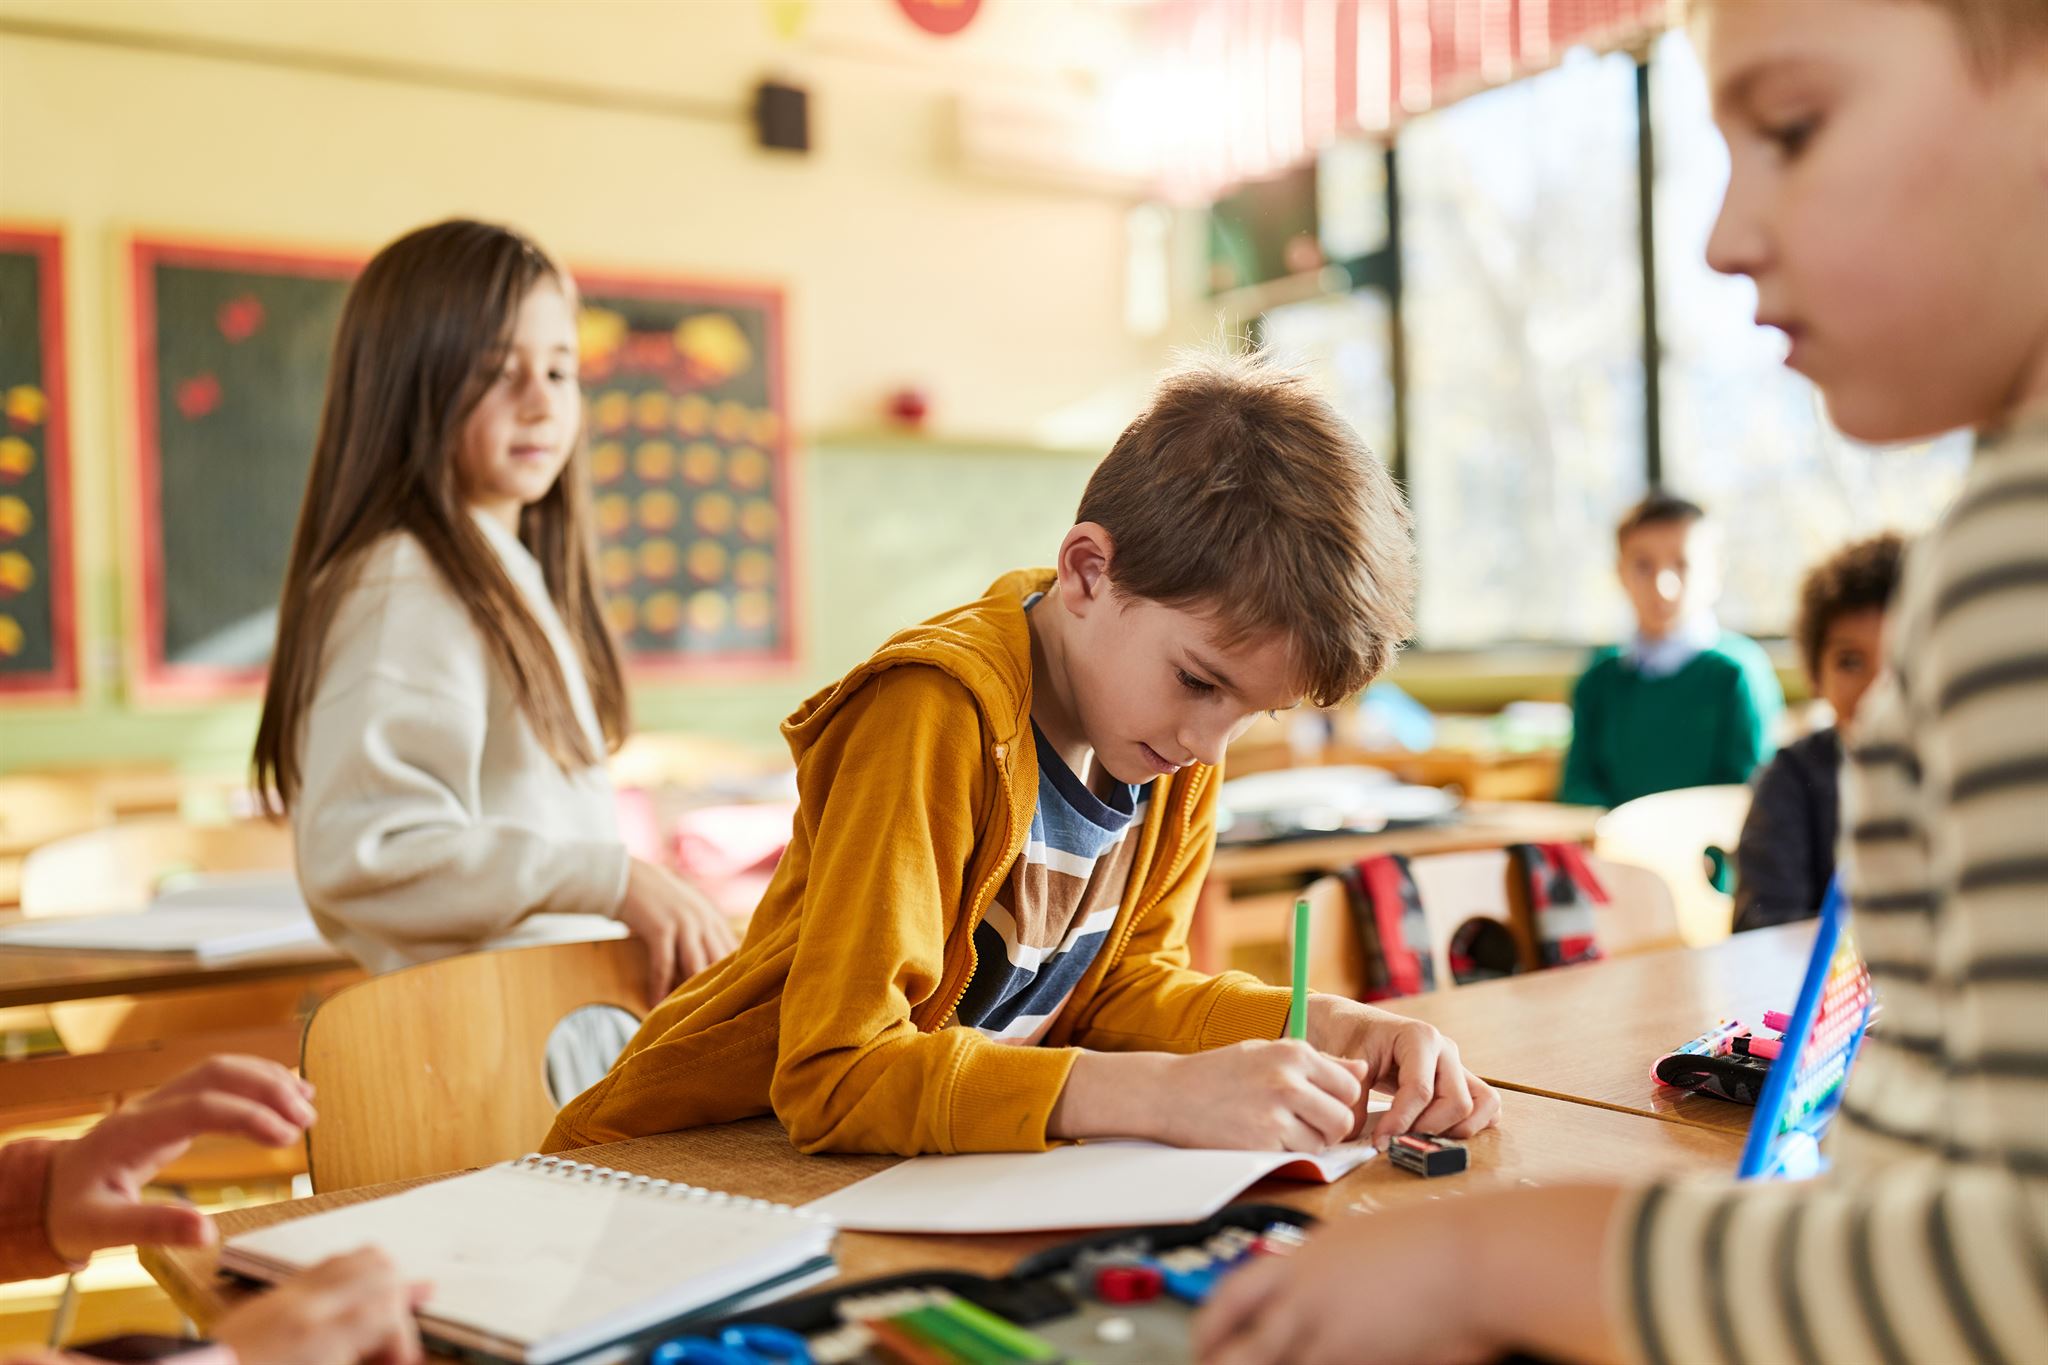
932,741,1019,1030
1099,764,1207,974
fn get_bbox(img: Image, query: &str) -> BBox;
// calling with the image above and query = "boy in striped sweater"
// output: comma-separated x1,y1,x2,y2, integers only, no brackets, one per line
1196,1,2048,1361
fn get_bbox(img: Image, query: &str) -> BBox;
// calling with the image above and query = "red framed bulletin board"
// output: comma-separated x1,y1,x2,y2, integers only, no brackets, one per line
129,238,797,698
573,269,798,678
129,236,361,700
0,227,77,701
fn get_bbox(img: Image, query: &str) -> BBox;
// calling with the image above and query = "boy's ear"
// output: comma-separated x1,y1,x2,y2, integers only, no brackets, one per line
1055,522,1116,617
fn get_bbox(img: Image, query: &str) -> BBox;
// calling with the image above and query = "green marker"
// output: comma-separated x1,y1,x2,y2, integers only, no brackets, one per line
1290,896,1310,1040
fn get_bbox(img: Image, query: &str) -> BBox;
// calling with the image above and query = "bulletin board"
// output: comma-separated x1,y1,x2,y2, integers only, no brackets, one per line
577,272,796,675
0,228,76,700
129,242,795,696
129,238,358,699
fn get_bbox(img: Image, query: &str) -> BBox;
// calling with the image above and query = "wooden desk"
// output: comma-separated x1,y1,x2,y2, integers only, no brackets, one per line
1325,745,1564,804
1388,923,1818,1135
0,945,360,1115
0,942,351,1012
144,1088,1742,1335
1194,802,1603,977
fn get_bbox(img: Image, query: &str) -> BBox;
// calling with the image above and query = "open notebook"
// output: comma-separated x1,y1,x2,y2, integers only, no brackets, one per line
805,1099,1390,1234
221,1156,836,1365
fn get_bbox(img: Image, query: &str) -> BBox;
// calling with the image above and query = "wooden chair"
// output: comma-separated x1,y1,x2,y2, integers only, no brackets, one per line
18,817,295,918
300,937,648,1193
1585,854,1685,956
1292,851,1534,997
1595,785,1753,947
1292,850,1684,998
0,775,112,859
0,775,113,912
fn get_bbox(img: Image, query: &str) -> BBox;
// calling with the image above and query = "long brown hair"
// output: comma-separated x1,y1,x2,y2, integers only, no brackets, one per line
254,219,628,814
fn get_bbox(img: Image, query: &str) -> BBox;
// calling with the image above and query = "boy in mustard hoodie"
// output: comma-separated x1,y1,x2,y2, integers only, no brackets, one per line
548,357,1501,1157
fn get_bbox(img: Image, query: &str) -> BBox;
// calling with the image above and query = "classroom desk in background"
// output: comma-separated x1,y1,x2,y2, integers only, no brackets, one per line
0,934,360,1117
143,1088,1744,1338
1388,922,1819,1136
1193,801,1604,977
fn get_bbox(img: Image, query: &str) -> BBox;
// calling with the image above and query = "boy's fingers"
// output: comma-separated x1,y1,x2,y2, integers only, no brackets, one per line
1371,1032,1441,1140
1443,1075,1503,1137
1408,1055,1478,1136
1301,1050,1365,1109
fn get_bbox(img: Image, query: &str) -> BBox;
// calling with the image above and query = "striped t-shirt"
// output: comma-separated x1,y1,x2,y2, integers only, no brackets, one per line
1618,410,2048,1363
953,721,1147,1046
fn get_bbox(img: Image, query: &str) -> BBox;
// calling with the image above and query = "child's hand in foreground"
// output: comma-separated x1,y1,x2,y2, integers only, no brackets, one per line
45,1055,315,1263
1194,1185,1628,1365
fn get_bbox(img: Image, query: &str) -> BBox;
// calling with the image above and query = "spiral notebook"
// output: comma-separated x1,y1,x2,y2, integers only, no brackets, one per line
220,1156,836,1365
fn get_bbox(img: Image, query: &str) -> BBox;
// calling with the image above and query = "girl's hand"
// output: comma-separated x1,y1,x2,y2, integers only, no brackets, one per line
45,1056,315,1263
214,1247,432,1365
1052,1042,1369,1151
1307,997,1502,1143
617,858,741,1004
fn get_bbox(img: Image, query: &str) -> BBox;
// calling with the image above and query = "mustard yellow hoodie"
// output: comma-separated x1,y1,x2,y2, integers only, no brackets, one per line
545,569,1294,1156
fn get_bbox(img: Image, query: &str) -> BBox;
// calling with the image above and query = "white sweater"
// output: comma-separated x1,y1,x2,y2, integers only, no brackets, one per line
1615,411,2048,1362
292,510,629,974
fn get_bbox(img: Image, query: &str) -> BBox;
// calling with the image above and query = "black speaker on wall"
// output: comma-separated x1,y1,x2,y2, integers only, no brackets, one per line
753,80,810,153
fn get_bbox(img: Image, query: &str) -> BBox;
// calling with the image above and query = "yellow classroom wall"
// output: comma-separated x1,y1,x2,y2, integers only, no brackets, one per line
0,0,1207,774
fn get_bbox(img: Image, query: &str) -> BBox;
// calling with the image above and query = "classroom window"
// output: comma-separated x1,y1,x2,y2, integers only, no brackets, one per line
1258,290,1396,469
1397,48,1647,648
1649,31,1970,638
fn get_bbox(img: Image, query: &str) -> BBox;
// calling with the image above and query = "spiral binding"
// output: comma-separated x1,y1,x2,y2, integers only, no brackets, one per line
512,1153,829,1224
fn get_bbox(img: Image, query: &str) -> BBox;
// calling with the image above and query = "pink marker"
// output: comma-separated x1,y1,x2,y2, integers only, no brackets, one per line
1745,1036,1783,1060
1763,1010,1793,1033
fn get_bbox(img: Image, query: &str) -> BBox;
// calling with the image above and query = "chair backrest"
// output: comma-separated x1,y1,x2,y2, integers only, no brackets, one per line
0,775,111,859
1292,851,1530,998
1595,784,1753,946
301,938,648,1193
1406,849,1526,987
1584,854,1685,957
1294,874,1369,997
19,817,295,917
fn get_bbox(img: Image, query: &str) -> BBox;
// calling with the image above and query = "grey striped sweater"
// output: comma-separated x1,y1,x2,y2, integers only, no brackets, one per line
1614,410,2048,1364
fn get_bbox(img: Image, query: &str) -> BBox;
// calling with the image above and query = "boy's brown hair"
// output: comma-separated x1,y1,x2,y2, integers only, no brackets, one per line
1075,354,1414,707
1614,490,1706,549
1795,531,1905,680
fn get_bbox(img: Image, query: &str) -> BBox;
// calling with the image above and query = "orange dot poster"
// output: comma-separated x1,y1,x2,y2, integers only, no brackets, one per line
0,229,75,699
577,273,794,674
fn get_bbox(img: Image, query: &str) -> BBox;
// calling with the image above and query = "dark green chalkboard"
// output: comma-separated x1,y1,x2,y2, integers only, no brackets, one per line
131,241,355,695
0,229,74,697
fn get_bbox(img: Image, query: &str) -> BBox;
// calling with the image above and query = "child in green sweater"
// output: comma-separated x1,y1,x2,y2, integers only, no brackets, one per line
1558,492,1782,808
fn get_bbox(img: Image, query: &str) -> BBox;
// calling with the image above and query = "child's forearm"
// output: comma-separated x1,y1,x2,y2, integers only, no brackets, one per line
1045,1049,1177,1141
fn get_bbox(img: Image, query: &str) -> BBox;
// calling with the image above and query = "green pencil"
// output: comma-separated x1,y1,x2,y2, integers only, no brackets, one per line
1289,896,1310,1040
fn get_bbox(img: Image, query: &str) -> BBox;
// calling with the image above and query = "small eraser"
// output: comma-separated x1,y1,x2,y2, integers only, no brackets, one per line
1388,1134,1468,1177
